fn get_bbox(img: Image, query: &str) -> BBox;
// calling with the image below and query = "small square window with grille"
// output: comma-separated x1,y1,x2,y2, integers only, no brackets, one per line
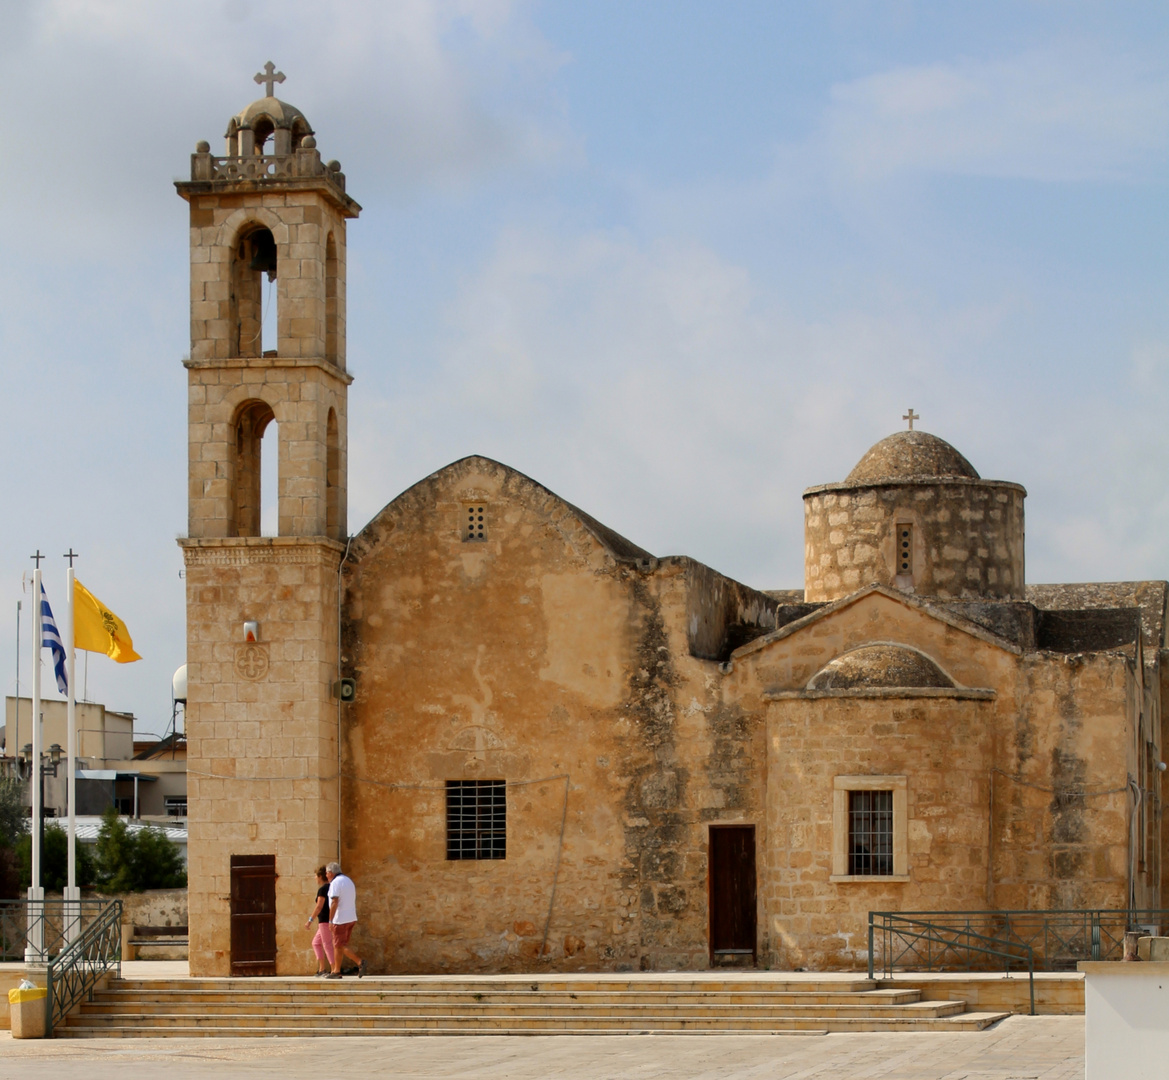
446,779,506,860
848,789,893,875
464,504,487,542
897,524,913,575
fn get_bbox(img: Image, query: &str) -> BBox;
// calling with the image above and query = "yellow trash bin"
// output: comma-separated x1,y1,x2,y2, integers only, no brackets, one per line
8,985,47,1039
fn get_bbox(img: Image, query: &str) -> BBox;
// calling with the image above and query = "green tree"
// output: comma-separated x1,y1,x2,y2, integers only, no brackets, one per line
132,824,187,889
0,779,26,849
16,823,97,892
94,807,187,892
94,807,135,892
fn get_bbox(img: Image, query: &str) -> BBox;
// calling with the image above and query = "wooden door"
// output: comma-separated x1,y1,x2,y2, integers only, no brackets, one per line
709,825,756,963
230,854,277,976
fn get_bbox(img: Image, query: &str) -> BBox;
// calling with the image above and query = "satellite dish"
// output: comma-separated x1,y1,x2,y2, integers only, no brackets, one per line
172,664,188,704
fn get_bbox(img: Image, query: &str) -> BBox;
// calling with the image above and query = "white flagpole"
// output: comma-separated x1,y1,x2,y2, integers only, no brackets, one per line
64,562,80,939
26,565,44,964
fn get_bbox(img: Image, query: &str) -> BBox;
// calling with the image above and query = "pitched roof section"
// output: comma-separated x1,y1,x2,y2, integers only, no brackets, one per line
730,583,1023,662
1026,582,1167,653
349,455,653,566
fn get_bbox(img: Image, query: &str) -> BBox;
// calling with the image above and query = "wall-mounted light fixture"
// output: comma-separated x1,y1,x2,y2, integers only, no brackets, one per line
243,621,259,642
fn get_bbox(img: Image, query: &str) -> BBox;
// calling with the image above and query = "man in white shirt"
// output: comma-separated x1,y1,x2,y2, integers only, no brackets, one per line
325,861,365,978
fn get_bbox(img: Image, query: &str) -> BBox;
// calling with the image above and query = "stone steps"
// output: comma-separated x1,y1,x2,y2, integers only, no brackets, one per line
59,976,1011,1037
78,999,966,1019
85,988,924,1007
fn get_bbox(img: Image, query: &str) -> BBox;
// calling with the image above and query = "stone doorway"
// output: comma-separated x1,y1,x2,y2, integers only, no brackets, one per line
229,854,277,976
708,824,757,966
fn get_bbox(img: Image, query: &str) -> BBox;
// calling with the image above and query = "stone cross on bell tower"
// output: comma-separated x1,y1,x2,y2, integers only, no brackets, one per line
254,61,285,97
175,71,361,977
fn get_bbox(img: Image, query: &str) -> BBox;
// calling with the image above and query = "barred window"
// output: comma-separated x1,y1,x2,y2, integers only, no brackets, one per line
446,780,506,860
848,789,893,875
464,504,487,542
897,524,913,575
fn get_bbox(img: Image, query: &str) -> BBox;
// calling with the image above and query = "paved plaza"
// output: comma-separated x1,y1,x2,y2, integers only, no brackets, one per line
0,1015,1083,1080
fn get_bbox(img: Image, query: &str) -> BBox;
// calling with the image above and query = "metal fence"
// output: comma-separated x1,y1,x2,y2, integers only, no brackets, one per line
0,899,118,962
869,908,1169,982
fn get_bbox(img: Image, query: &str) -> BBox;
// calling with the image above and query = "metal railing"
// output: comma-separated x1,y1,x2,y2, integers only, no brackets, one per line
869,912,1036,1014
869,909,1169,1012
0,899,117,962
870,908,1169,972
46,899,122,1035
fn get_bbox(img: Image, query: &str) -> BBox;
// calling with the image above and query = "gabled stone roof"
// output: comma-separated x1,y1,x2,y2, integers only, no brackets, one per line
349,455,654,566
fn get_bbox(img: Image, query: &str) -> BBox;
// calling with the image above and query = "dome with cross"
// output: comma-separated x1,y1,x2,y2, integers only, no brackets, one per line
845,430,979,484
801,410,1027,605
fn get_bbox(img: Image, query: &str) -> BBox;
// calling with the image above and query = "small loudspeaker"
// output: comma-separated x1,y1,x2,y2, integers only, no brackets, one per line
333,678,356,703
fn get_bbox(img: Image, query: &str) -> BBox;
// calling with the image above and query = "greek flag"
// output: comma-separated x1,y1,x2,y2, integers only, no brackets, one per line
40,582,68,695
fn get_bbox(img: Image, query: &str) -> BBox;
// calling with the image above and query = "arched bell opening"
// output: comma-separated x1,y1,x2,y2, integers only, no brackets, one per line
233,400,277,538
326,407,341,540
251,115,275,155
225,117,240,157
325,232,339,367
231,225,278,358
290,117,311,150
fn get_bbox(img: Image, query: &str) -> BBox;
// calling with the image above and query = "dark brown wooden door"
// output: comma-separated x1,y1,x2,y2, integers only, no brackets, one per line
709,825,756,962
230,854,277,976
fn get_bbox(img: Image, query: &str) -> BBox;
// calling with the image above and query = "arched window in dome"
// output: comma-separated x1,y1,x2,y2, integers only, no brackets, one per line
231,225,278,357
233,400,276,538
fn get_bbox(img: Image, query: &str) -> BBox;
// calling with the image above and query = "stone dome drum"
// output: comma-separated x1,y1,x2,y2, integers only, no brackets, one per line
802,428,1026,604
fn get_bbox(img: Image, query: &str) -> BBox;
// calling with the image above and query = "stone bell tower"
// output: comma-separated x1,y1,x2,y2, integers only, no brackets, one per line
176,64,360,976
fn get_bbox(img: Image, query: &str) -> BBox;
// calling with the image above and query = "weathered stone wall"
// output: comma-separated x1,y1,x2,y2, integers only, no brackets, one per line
340,458,765,973
991,652,1137,912
668,556,779,661
803,480,1026,603
763,694,995,969
182,537,342,976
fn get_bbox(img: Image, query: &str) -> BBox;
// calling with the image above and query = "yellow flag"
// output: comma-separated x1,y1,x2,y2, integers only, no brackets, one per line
74,579,142,663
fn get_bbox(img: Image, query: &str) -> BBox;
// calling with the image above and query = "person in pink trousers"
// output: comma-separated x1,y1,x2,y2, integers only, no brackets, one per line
304,866,334,975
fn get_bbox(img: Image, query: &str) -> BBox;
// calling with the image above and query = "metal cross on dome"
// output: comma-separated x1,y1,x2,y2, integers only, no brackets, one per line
903,408,919,431
254,61,285,98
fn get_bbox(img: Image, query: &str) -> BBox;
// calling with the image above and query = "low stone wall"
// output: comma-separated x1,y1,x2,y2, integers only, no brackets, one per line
92,888,188,930
880,972,1084,1015
46,889,188,961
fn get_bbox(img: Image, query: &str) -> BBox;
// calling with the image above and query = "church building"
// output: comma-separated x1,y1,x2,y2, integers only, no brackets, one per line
177,77,1166,977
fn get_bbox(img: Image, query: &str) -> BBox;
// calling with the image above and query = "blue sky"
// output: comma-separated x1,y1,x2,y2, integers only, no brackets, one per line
1,1,1167,734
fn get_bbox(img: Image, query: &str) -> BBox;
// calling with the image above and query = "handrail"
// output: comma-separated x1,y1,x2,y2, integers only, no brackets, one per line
869,912,1035,1014
45,899,122,1036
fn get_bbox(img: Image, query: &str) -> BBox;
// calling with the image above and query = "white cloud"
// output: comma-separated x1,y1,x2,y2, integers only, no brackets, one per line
823,45,1169,182
0,0,568,256
349,226,1016,585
